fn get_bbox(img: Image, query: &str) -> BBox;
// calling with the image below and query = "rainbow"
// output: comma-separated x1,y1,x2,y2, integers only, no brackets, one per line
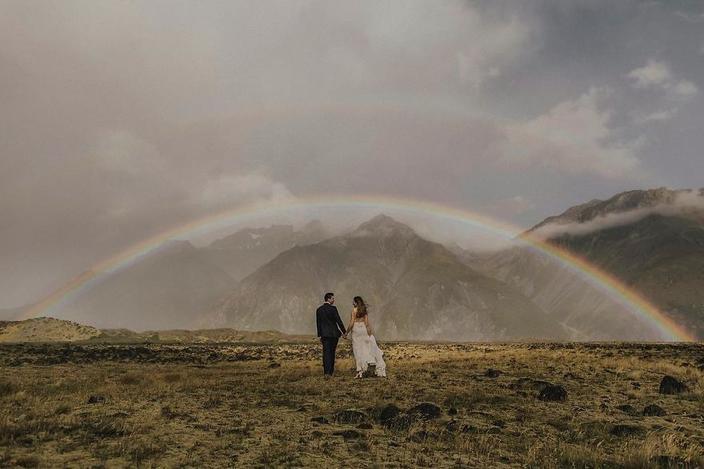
23,194,696,341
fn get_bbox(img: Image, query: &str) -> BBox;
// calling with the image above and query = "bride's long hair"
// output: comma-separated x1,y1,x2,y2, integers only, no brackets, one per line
353,296,368,318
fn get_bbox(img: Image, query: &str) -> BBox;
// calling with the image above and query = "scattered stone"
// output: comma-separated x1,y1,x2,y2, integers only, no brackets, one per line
659,376,688,395
334,409,367,424
87,395,105,404
616,404,636,415
408,402,442,419
357,422,373,430
538,385,567,402
609,424,644,437
334,429,362,440
563,372,579,380
484,368,501,378
643,404,666,416
448,407,458,416
631,382,641,389
378,404,401,423
268,362,281,369
310,416,329,424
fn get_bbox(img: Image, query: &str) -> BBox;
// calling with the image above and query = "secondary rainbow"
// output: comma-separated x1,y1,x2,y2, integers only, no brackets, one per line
23,194,696,341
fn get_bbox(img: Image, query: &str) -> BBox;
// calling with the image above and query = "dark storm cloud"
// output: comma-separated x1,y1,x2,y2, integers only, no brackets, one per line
0,0,702,306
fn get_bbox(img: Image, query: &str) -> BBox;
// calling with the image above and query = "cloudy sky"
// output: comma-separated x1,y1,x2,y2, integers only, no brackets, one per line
1,0,703,307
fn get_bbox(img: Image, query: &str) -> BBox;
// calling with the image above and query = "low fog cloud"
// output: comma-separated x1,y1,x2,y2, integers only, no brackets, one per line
531,189,704,240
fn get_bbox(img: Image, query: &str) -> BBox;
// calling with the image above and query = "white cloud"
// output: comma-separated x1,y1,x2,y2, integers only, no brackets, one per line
498,87,641,179
628,60,672,88
627,59,699,98
672,80,699,97
531,189,704,239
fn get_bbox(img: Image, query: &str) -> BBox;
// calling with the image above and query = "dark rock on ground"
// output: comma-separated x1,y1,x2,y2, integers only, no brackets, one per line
616,404,636,415
408,402,442,419
448,407,458,416
334,409,367,424
643,404,666,416
357,422,373,430
538,384,567,402
268,362,281,368
334,429,363,440
87,395,105,404
311,416,329,424
484,368,502,378
659,376,688,395
378,404,401,423
610,424,644,437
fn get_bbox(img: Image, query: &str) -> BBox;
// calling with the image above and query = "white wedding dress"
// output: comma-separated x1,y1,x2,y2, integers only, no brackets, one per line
351,321,386,377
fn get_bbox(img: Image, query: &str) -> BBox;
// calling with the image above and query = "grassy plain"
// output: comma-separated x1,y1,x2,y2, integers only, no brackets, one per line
1,341,703,467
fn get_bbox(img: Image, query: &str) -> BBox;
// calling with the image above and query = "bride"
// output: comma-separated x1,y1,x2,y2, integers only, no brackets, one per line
345,296,386,378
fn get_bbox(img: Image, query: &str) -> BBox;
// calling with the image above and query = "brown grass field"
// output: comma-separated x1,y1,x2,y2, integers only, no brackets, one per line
1,341,703,468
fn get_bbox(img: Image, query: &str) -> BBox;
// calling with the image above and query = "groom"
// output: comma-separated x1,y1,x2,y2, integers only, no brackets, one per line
316,292,347,378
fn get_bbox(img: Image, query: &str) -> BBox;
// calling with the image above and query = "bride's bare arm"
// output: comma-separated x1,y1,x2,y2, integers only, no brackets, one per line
346,308,356,334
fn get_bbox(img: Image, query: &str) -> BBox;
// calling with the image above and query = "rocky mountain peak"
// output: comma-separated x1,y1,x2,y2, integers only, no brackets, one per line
352,214,416,238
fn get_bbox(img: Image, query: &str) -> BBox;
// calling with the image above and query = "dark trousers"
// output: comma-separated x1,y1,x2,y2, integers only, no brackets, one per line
321,337,339,375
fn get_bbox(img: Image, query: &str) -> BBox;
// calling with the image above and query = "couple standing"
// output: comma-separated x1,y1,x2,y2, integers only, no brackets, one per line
316,292,387,379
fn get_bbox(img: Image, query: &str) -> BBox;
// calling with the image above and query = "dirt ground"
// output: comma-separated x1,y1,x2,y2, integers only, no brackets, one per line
1,341,703,468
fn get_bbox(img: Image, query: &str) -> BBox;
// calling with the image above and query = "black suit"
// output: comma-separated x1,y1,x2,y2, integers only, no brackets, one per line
316,302,346,375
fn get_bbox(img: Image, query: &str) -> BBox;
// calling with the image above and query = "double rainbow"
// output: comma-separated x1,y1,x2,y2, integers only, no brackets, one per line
23,194,696,341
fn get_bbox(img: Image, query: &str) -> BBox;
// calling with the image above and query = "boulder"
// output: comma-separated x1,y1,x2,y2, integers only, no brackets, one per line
538,384,567,402
659,376,687,395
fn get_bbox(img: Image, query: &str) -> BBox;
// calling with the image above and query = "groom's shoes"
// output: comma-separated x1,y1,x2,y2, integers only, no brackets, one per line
323,374,332,380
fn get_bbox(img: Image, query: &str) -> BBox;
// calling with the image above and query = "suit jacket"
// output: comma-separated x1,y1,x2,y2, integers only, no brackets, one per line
316,303,346,338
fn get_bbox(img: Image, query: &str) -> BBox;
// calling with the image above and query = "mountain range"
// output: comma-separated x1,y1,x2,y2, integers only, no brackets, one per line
207,215,567,340
22,187,704,340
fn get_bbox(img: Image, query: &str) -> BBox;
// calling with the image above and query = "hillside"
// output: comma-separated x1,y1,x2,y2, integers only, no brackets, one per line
471,188,704,340
0,317,100,342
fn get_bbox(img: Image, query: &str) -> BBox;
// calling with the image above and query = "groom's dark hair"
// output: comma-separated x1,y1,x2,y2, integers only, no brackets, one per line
324,292,334,302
